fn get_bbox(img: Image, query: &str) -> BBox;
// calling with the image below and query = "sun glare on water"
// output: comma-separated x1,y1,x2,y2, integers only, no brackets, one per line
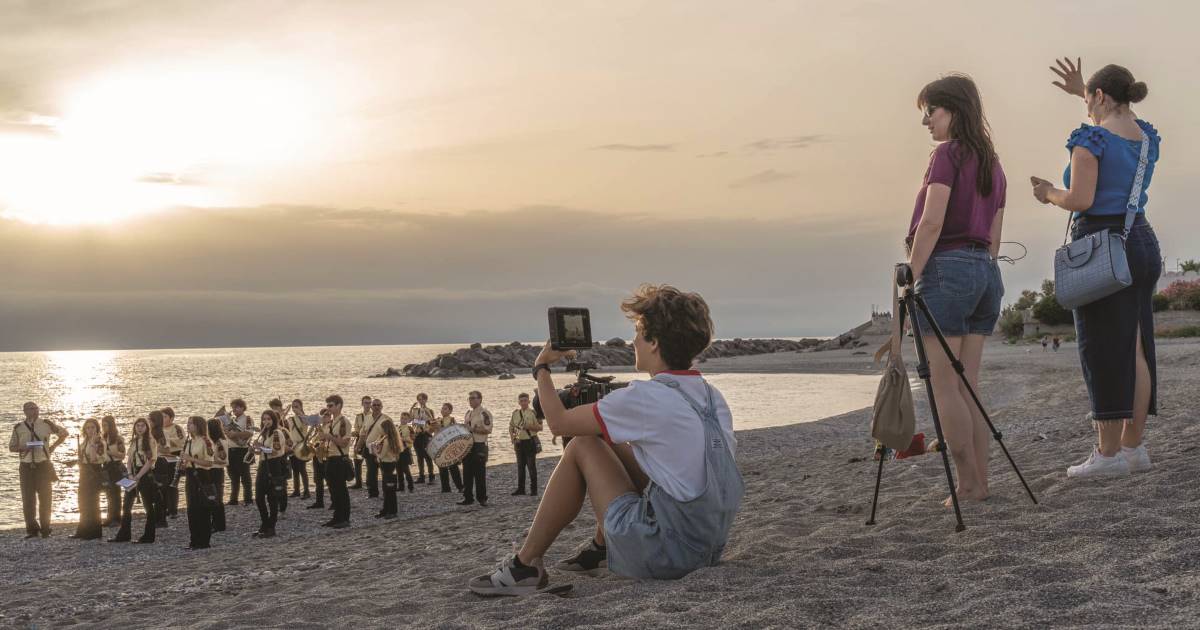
0,61,323,226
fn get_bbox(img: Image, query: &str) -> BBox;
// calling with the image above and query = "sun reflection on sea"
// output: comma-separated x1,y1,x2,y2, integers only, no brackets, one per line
42,350,119,421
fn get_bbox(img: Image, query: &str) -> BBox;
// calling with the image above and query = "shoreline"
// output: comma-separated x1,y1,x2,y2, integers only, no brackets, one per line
3,336,1198,629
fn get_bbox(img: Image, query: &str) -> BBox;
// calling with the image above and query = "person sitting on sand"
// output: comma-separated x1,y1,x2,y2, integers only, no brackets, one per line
468,284,743,596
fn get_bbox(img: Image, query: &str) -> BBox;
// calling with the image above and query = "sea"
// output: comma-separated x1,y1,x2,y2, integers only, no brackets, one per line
0,343,877,529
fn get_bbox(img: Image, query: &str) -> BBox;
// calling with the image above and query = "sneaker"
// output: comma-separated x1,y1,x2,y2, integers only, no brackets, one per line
468,555,548,596
1121,445,1152,473
1067,448,1131,478
511,490,526,496
557,539,608,576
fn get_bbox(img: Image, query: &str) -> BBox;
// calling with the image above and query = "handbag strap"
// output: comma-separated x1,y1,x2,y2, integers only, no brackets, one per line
1063,129,1150,244
873,278,903,364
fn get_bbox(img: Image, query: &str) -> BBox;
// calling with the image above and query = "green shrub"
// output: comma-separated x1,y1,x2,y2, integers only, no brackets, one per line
1159,326,1200,338
1152,293,1170,312
1181,259,1200,273
1033,288,1074,326
999,306,1025,341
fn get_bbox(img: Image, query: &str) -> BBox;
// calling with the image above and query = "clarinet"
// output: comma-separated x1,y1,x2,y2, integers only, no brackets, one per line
171,436,192,488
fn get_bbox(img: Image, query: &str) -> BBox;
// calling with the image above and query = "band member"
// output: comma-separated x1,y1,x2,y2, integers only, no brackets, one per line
150,409,185,527
221,399,255,506
319,395,352,528
180,416,216,550
459,391,493,507
357,398,388,498
286,399,312,499
372,418,403,519
307,407,332,509
72,418,106,540
10,402,67,538
510,393,542,496
435,403,464,493
206,418,230,533
397,412,416,492
101,415,126,527
411,393,436,483
268,399,290,513
252,410,289,538
352,395,372,489
109,417,158,544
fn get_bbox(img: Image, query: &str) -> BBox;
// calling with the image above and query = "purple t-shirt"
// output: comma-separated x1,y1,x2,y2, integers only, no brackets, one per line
907,141,1006,253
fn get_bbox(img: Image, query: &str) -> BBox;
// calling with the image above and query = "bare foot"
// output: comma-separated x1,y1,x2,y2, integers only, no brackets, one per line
943,487,988,507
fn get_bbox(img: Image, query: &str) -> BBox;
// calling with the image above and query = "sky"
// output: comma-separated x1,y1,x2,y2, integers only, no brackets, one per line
1,0,1197,351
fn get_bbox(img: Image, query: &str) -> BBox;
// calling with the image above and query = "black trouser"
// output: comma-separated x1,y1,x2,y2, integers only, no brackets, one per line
185,470,213,549
75,464,104,539
399,449,414,490
103,463,122,525
209,468,226,531
461,442,489,503
256,459,284,530
312,459,327,505
414,434,433,480
19,462,54,536
326,456,351,523
227,448,252,504
153,458,176,524
380,461,398,516
362,450,380,497
291,456,310,494
515,439,538,494
114,476,157,542
440,462,463,492
353,456,364,488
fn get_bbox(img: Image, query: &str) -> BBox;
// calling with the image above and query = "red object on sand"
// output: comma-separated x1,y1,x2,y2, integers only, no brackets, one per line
895,432,926,459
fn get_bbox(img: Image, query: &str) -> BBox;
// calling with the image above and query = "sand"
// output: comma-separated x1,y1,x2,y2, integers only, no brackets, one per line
3,337,1199,629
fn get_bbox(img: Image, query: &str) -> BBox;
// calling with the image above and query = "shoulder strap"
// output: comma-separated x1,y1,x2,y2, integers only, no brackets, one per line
874,280,902,365
1122,131,1151,237
651,375,717,422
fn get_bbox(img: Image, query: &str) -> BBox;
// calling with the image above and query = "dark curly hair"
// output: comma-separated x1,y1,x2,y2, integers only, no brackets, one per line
917,73,998,197
621,284,714,371
1087,64,1148,105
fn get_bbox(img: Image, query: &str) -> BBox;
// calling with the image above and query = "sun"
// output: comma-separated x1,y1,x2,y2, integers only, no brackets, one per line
0,60,322,225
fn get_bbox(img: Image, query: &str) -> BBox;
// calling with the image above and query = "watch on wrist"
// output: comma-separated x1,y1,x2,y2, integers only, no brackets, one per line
532,363,552,380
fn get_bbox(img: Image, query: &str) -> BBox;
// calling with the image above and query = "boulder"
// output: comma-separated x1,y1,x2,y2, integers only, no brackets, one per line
605,337,626,348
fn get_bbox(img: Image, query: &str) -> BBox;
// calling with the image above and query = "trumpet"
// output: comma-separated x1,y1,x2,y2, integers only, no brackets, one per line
172,437,192,488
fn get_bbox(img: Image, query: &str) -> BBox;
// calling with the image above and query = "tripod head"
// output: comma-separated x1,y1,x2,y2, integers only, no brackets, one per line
895,262,915,288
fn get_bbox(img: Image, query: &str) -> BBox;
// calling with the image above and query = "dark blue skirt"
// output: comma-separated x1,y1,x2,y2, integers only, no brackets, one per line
1071,214,1161,421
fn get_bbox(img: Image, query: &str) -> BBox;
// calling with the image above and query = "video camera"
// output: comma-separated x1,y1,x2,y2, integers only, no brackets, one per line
533,360,629,417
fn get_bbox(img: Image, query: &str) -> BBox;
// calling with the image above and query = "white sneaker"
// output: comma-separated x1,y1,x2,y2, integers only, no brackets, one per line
1121,445,1152,473
1066,448,1131,478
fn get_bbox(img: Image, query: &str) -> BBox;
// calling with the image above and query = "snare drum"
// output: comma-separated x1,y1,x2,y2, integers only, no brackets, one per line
428,424,472,467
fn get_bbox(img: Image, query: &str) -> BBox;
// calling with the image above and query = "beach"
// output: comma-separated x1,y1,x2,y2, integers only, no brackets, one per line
3,336,1199,629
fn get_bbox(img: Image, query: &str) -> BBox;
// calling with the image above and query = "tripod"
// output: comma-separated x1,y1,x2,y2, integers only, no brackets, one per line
866,263,1038,532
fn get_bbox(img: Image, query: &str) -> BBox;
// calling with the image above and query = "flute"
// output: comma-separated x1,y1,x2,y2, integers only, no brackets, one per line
171,436,193,488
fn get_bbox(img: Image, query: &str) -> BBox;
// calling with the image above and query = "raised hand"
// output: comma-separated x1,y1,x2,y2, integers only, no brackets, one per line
1050,57,1085,98
1030,176,1054,204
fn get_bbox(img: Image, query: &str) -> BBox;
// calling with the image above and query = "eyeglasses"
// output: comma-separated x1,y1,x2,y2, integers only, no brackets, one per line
923,105,940,118
326,403,337,408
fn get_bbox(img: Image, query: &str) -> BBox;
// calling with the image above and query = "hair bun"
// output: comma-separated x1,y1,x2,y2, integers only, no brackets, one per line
1128,81,1148,103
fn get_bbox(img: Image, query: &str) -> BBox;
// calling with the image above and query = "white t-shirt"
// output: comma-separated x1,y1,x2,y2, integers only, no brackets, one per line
595,371,735,502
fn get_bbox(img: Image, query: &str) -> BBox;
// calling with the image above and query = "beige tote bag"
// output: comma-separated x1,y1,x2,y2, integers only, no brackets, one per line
870,281,916,450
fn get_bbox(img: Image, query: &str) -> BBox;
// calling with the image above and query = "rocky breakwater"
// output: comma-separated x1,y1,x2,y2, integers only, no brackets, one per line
374,338,824,378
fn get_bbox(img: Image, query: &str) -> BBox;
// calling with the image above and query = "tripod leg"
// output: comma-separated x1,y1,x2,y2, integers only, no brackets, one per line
911,294,1039,505
865,444,886,526
906,294,966,532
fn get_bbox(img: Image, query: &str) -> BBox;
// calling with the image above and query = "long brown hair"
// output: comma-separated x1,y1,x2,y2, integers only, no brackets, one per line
149,409,166,446
101,415,122,446
131,417,153,458
917,74,998,197
259,409,280,438
380,418,400,452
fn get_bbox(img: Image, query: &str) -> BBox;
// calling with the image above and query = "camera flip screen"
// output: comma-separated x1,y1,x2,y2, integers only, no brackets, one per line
548,307,593,350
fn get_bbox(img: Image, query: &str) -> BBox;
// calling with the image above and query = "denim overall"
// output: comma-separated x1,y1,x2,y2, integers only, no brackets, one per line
604,375,745,579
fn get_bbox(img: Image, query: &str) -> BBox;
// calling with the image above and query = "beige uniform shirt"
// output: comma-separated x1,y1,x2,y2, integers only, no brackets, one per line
10,419,67,464
105,437,126,463
321,415,352,458
81,436,107,465
254,431,288,460
464,407,493,444
361,413,389,446
374,436,402,463
161,423,187,457
285,417,308,454
225,414,254,448
130,439,158,473
185,437,215,469
397,424,415,449
509,409,540,441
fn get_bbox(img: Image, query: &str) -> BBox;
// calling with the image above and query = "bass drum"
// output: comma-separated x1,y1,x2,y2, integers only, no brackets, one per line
429,424,472,467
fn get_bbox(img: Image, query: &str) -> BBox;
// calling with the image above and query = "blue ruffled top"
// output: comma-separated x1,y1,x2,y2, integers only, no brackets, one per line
1063,119,1161,216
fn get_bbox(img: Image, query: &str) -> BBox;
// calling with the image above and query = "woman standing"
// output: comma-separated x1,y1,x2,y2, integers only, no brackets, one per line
100,415,126,527
286,399,312,500
907,74,1007,505
252,410,289,538
71,418,106,540
1032,59,1162,478
109,417,159,544
179,416,216,550
206,418,230,533
372,418,402,519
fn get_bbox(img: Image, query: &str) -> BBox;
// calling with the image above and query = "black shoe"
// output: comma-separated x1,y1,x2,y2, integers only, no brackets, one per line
243,501,252,507
382,513,397,520
40,531,51,538
327,503,335,510
457,499,474,506
68,534,82,539
416,478,426,484
330,521,350,529
24,533,38,540
260,528,276,539
374,512,384,519
407,486,415,492
479,500,488,507
108,536,130,543
321,519,337,527
168,512,177,518
352,484,363,490
531,492,538,497
558,539,608,575
226,500,238,506
290,491,301,497
133,538,154,544
512,490,526,496
302,491,311,499
306,502,325,509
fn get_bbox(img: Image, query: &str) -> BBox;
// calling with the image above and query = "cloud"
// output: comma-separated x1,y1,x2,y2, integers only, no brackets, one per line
136,172,202,185
0,111,60,137
590,143,676,152
696,151,728,158
729,169,799,189
0,204,898,350
743,135,826,152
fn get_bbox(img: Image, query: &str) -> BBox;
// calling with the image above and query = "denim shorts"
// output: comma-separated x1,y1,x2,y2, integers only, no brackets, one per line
913,246,1004,337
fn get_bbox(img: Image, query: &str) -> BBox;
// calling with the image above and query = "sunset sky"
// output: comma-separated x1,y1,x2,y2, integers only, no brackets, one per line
1,1,1197,351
